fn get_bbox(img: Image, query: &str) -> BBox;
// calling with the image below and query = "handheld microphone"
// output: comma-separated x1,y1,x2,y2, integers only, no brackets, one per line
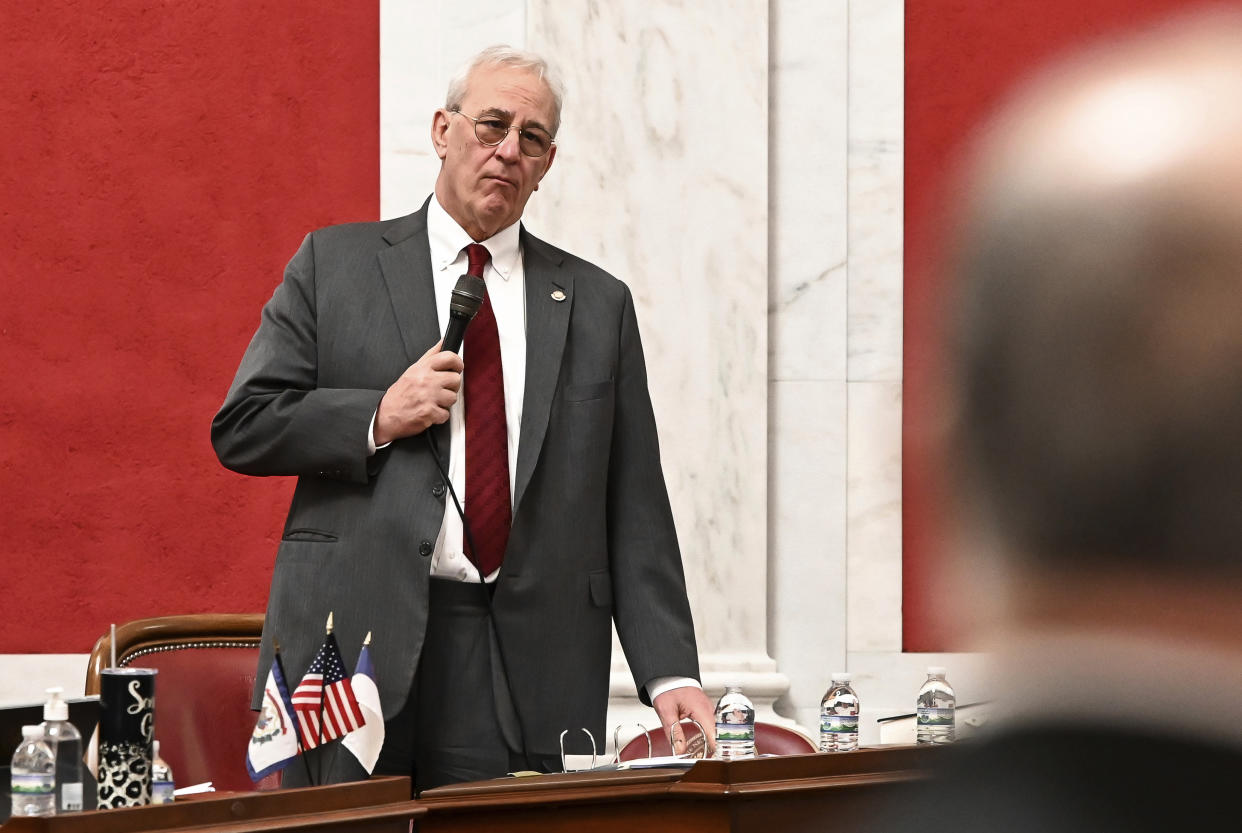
442,275,487,353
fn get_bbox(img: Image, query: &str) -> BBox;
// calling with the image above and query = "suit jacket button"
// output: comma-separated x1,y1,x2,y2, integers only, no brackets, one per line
419,540,433,557
432,483,447,498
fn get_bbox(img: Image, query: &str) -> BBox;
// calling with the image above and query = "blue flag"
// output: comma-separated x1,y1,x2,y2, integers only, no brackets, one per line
246,657,302,780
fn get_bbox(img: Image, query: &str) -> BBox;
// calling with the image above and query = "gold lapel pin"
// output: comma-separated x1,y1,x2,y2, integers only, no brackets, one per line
550,289,567,302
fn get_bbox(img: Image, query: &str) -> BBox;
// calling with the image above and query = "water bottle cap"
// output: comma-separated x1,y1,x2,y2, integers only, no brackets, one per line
21,725,44,740
832,672,852,682
43,687,68,721
927,666,947,677
153,740,161,758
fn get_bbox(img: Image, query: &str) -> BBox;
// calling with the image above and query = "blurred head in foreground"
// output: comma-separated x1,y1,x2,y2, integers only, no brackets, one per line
871,15,1242,829
949,9,1242,648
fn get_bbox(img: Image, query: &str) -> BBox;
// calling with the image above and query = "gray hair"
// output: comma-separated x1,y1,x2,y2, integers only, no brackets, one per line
445,45,566,135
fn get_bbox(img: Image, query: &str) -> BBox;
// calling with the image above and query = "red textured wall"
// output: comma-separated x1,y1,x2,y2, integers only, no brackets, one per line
0,2,378,651
903,0,1213,650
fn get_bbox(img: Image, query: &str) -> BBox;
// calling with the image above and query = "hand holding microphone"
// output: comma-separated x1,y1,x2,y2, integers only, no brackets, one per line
373,275,485,444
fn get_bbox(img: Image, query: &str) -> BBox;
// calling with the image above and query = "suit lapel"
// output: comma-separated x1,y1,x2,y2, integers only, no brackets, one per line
377,200,439,365
513,230,573,516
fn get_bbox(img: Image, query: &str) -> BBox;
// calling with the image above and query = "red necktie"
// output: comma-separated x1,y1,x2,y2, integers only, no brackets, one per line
462,243,511,576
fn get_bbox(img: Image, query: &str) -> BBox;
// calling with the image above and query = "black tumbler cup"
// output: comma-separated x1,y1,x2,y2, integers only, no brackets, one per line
96,667,156,808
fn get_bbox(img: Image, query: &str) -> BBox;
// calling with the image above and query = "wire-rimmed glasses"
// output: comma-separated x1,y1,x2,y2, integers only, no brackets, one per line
451,110,556,157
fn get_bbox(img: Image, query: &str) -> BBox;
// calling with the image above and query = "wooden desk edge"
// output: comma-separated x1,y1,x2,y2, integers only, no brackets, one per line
670,770,930,798
0,778,412,833
415,770,685,813
153,801,425,833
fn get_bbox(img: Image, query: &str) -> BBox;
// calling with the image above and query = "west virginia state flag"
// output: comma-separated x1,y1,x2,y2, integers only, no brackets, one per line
246,658,301,780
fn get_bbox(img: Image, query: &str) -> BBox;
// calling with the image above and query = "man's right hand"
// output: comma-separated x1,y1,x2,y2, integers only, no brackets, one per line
373,341,463,445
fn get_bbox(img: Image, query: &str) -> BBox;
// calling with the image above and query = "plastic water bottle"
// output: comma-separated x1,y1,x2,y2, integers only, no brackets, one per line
151,740,174,804
916,666,956,744
41,687,83,813
11,725,55,817
713,685,756,759
819,672,860,752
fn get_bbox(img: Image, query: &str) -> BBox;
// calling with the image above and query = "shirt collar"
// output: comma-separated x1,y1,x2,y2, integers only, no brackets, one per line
427,195,522,280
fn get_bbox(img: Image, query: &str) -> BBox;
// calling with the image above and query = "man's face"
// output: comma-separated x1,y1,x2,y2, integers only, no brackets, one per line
432,64,558,241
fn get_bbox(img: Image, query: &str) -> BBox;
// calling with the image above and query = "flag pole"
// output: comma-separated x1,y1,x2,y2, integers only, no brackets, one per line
273,637,313,786
316,612,332,784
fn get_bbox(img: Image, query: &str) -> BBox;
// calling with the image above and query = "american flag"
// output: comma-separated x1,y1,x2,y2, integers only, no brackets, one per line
291,632,366,748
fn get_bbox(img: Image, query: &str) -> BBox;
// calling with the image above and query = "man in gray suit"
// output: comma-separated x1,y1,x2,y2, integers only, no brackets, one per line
212,46,714,792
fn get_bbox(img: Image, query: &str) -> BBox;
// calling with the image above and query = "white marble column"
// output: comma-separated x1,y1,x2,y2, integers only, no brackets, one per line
768,0,851,736
769,0,992,741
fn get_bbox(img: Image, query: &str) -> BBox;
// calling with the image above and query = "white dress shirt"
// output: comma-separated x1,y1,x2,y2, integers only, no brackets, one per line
424,196,526,583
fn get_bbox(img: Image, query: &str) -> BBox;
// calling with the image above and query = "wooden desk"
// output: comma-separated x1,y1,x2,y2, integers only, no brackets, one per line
0,747,931,832
416,745,934,833
0,777,417,833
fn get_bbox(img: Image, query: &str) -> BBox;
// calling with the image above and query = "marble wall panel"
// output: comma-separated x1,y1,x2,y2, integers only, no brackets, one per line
769,379,848,732
847,0,904,382
847,379,903,653
526,0,770,658
770,0,849,383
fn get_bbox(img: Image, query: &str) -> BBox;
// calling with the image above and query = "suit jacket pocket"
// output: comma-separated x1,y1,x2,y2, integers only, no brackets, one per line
282,528,339,543
565,380,614,403
588,570,613,608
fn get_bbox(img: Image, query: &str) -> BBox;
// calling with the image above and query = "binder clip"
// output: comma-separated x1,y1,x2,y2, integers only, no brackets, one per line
668,718,709,759
612,723,651,764
558,728,597,772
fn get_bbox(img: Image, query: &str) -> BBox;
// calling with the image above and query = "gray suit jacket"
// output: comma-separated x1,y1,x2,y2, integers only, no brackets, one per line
211,202,700,754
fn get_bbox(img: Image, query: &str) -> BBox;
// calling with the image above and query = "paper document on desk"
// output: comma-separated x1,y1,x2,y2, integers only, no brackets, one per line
610,755,699,770
174,782,215,796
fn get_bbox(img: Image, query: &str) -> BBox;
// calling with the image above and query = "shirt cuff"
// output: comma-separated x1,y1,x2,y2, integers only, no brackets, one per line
368,409,391,456
646,676,702,702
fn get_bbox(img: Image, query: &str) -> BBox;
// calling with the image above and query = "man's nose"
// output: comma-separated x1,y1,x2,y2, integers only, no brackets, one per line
494,128,522,161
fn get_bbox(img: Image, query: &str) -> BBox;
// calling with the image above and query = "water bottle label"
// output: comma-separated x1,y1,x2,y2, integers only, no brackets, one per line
916,707,955,726
716,723,755,741
151,780,175,805
60,782,83,811
821,715,859,733
11,773,54,796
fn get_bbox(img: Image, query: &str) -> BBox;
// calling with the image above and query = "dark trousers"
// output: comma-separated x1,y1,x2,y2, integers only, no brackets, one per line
283,578,559,795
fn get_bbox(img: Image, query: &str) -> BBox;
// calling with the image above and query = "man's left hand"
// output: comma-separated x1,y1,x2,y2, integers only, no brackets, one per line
652,686,717,757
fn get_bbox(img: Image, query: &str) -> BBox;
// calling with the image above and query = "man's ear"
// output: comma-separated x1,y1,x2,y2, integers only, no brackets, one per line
431,109,451,161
